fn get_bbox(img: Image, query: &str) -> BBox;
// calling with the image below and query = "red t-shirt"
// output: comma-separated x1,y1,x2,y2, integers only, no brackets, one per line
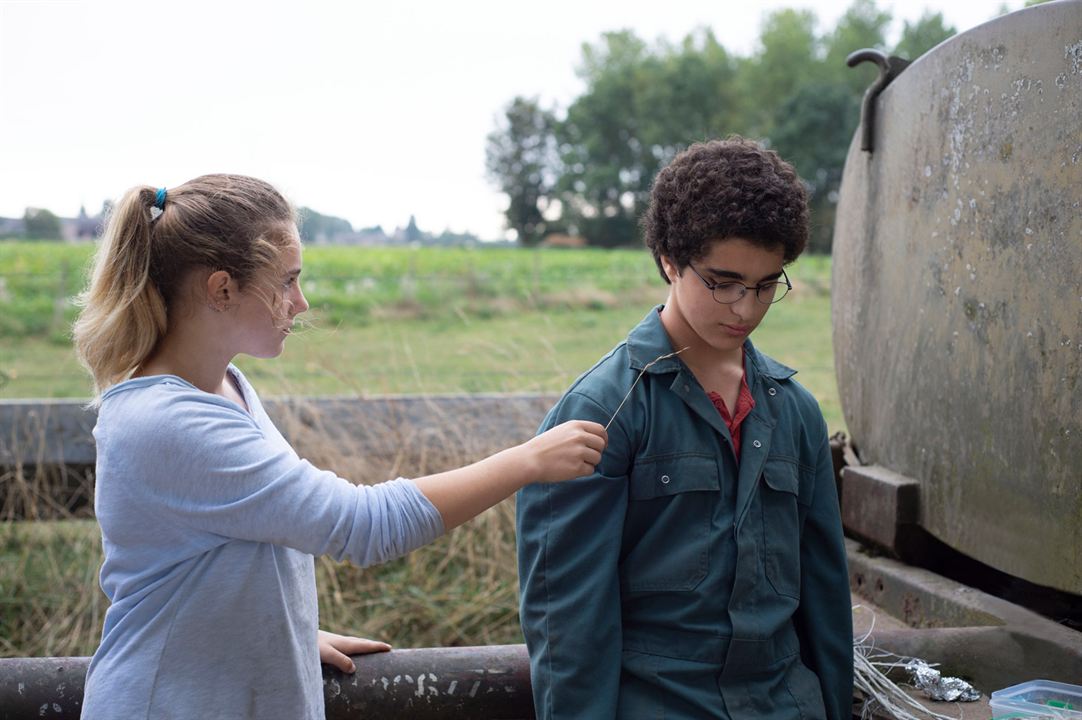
706,371,755,462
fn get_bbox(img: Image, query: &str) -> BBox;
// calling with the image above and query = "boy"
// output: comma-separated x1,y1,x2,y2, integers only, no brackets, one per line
516,137,852,719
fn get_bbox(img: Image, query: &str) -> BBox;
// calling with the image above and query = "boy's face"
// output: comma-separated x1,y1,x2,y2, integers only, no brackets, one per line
660,237,786,356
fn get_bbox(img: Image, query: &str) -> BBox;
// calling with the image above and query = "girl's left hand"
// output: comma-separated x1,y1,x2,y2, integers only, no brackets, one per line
318,629,392,673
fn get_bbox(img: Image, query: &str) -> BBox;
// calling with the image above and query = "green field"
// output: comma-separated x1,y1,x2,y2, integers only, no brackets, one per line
0,242,841,430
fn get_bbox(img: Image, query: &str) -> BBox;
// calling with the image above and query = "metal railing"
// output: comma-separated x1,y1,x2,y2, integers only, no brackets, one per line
0,645,535,719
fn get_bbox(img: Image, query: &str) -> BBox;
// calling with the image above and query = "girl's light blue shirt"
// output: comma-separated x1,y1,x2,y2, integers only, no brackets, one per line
81,366,444,720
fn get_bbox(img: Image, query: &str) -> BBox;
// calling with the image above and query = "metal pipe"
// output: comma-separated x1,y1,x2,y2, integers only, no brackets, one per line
0,645,535,719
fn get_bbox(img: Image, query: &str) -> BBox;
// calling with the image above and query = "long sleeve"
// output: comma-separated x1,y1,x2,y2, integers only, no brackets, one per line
516,390,629,720
95,386,444,581
793,418,854,720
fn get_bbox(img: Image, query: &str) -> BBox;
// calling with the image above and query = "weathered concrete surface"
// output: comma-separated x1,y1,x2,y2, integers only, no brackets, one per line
848,539,1082,692
0,394,560,469
851,604,995,719
832,0,1082,593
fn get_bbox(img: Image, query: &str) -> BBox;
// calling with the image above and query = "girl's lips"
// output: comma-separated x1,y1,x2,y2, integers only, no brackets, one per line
721,323,751,336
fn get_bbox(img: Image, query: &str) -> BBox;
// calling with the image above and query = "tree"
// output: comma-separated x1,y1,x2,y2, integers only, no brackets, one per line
404,215,422,243
823,0,893,96
741,9,822,137
555,29,746,247
485,96,557,246
298,207,352,244
770,83,861,253
634,28,742,169
24,208,62,240
490,1,901,252
556,31,650,247
894,11,955,61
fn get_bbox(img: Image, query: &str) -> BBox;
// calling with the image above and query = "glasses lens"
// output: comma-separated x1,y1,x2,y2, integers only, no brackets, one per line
757,282,789,304
712,282,746,304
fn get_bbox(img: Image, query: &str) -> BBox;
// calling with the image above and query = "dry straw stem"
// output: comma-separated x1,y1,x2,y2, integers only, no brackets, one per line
605,347,689,431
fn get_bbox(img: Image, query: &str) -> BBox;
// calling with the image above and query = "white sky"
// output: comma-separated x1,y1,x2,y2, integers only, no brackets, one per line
1,0,1016,240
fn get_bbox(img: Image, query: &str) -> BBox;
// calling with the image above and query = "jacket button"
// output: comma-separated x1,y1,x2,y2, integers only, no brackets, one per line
768,387,777,396
660,474,671,484
752,440,762,448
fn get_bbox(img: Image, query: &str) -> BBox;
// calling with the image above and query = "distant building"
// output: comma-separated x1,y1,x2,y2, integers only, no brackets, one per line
75,205,102,239
0,217,25,237
58,206,105,242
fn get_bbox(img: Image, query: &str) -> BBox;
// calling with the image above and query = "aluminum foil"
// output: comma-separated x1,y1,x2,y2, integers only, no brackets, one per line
904,659,981,702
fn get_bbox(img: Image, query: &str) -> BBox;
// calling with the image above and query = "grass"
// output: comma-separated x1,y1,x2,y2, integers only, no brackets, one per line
0,243,840,430
0,243,841,657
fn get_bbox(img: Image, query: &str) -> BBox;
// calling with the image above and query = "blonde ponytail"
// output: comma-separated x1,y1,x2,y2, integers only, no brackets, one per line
72,174,296,401
73,187,169,399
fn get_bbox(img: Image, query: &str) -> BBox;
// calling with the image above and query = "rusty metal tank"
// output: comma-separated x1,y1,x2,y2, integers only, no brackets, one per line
832,0,1082,595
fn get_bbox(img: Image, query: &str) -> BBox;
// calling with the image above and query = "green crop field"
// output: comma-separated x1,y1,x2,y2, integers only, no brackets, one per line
0,242,840,430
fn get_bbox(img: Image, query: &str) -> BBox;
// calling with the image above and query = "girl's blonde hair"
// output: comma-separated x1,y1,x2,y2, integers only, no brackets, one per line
73,174,296,398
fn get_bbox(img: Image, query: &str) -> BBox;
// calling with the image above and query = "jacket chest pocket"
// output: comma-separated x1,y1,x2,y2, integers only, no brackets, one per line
760,458,805,599
621,455,720,593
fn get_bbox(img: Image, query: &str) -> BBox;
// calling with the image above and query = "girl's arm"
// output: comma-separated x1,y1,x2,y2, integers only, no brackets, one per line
412,419,607,531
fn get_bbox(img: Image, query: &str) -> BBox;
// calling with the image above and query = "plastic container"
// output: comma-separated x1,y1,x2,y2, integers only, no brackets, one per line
990,680,1082,719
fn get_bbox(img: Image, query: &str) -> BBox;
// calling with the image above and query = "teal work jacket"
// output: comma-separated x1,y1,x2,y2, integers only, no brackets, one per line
517,306,853,719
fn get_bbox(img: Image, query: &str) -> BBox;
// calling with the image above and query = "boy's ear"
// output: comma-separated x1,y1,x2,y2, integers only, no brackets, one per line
659,255,679,283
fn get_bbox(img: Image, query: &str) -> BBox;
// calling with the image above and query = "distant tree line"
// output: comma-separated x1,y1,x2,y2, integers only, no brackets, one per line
486,0,967,251
23,208,62,240
0,205,106,241
2,204,483,247
297,208,485,247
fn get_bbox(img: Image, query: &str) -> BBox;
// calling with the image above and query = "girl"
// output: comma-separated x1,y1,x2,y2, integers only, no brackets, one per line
72,174,606,720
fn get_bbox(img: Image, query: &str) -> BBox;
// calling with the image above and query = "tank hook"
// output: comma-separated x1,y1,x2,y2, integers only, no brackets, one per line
847,49,911,153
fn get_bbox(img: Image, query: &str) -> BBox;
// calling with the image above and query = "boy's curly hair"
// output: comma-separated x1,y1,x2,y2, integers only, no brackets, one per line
642,136,808,282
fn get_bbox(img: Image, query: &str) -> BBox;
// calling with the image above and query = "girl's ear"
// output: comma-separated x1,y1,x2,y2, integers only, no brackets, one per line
206,270,234,311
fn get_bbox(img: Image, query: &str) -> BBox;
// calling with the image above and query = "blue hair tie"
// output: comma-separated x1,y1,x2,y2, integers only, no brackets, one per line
154,187,167,210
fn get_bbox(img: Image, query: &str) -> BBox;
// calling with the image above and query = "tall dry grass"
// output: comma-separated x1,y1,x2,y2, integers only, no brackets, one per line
278,393,533,649
0,393,535,657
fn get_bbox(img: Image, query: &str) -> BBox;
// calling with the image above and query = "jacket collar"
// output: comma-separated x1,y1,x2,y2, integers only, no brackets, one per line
626,305,797,381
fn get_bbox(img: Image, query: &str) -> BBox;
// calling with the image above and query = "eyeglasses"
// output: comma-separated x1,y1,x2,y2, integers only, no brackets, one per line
686,264,792,305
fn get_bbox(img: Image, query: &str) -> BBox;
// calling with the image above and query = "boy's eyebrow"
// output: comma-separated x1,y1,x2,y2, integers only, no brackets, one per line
702,266,784,283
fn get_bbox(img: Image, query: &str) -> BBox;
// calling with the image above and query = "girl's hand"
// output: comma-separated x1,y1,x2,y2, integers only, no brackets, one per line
524,420,608,483
410,420,607,530
318,629,391,673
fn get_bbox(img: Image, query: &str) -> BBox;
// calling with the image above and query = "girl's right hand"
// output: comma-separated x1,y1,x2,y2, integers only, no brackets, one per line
411,420,608,532
523,420,608,483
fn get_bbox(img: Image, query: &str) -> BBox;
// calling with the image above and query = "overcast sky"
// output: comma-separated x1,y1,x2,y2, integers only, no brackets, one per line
1,0,1017,240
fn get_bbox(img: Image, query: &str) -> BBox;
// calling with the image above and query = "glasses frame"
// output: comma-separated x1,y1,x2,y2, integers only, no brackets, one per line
686,264,792,305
